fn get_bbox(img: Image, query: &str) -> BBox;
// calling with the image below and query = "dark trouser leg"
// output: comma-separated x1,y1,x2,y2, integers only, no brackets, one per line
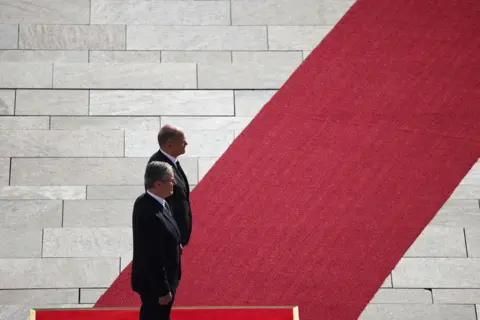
139,294,174,320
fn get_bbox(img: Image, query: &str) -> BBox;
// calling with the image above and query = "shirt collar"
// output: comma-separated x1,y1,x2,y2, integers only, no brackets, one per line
159,147,177,166
146,190,166,207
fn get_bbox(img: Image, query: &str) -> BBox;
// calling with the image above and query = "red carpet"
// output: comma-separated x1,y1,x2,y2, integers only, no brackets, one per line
96,0,480,319
32,307,298,320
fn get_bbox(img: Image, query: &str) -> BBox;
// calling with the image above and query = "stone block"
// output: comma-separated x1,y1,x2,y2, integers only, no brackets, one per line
369,289,432,304
0,258,119,288
90,90,234,116
405,226,467,257
0,200,62,228
0,116,49,130
0,157,9,185
198,62,297,89
465,228,480,257
89,51,160,63
0,90,15,115
449,185,480,199
63,200,133,227
0,288,78,304
234,90,276,117
231,0,354,25
0,0,90,24
162,51,231,63
0,228,42,258
15,90,89,115
0,50,87,62
0,63,52,88
50,116,159,130
199,157,218,181
0,24,18,49
91,0,230,25
53,63,196,89
392,258,480,288
359,304,476,320
0,130,123,157
19,25,125,50
43,228,131,257
232,51,303,65
433,289,480,304
161,116,252,131
0,186,85,200
80,288,106,304
127,26,267,50
125,130,234,157
268,26,333,50
87,185,144,200
11,158,148,186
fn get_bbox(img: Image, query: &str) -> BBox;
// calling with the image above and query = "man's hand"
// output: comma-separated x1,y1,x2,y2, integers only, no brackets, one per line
158,292,172,305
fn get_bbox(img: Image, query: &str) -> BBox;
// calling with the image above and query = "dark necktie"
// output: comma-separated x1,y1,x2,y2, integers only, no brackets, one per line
164,202,172,217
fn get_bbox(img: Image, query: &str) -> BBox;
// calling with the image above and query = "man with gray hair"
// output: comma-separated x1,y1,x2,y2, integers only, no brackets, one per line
148,124,192,247
131,161,182,320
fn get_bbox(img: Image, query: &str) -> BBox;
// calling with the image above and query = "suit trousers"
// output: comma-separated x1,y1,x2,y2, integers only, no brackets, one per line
139,291,175,320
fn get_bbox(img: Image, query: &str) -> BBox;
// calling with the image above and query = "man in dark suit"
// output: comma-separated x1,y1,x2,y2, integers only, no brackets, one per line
148,124,192,247
131,161,181,320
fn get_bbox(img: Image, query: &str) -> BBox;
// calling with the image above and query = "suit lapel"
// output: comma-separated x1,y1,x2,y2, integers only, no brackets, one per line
146,193,181,239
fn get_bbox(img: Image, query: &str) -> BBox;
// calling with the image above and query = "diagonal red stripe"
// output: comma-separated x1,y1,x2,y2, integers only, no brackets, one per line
96,0,480,319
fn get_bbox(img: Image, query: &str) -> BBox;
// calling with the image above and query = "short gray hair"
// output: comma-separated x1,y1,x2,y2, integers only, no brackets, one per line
144,161,173,189
157,124,183,147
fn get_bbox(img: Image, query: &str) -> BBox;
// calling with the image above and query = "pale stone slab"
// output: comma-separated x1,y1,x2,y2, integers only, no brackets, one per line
90,90,234,116
91,0,230,25
465,228,480,257
232,0,354,25
0,258,119,288
369,289,432,304
120,250,132,270
199,157,218,181
0,0,90,24
162,51,231,63
87,185,144,200
43,228,132,258
0,63,52,88
234,90,276,117
50,116,159,130
11,158,147,186
392,258,480,288
303,50,312,60
0,289,78,304
460,161,480,185
437,199,480,214
0,186,85,200
232,51,302,65
404,226,466,257
433,289,480,304
0,130,123,157
127,26,267,50
53,63,196,89
359,304,476,320
161,117,252,131
198,63,297,89
0,50,87,62
15,90,89,115
449,185,480,199
0,24,18,49
268,26,333,50
63,200,133,227
431,213,480,228
0,117,49,130
0,200,62,228
125,130,234,157
80,288,106,304
89,51,160,63
0,158,9,185
20,25,125,50
0,229,42,258
381,275,392,288
0,304,94,320
0,90,15,115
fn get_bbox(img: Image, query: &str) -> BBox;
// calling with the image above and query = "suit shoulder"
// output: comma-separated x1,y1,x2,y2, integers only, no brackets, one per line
148,150,163,163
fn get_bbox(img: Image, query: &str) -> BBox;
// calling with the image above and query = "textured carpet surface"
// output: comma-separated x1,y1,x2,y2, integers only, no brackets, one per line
96,0,480,319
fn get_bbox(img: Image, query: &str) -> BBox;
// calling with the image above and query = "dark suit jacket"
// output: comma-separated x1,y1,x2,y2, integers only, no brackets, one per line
131,192,181,297
148,150,192,246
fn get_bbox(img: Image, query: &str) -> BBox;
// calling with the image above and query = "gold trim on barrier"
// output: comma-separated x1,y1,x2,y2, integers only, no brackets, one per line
29,309,36,320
